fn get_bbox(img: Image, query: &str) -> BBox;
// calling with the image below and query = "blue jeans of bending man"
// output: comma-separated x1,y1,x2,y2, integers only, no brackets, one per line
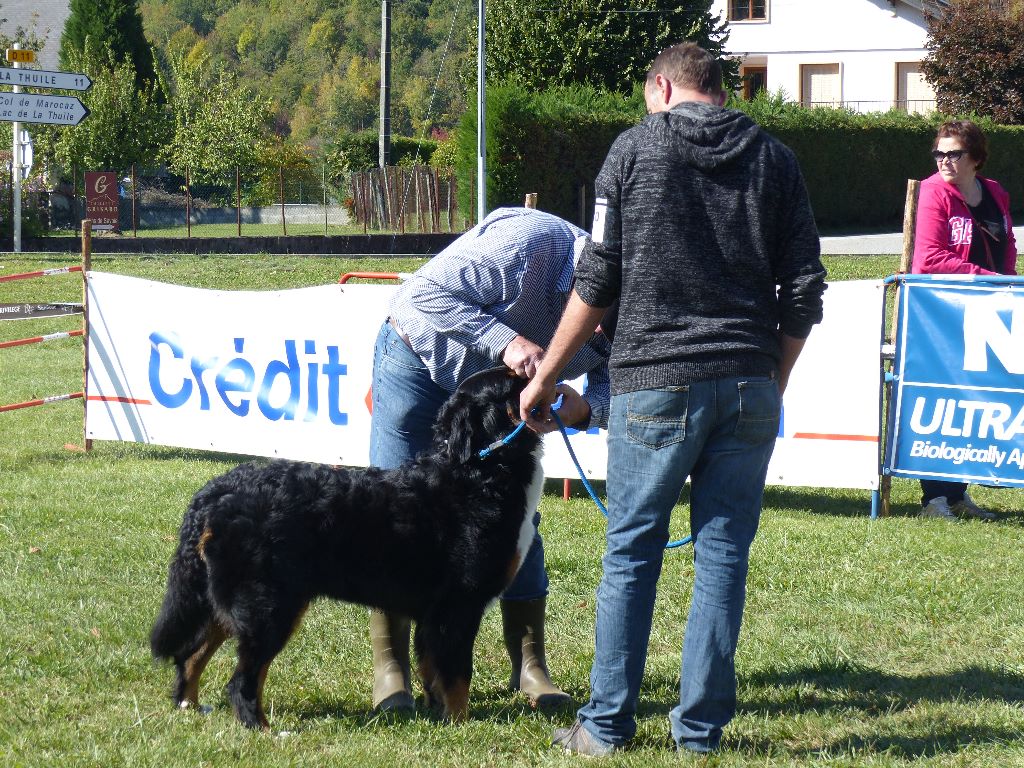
368,321,548,600
576,378,780,753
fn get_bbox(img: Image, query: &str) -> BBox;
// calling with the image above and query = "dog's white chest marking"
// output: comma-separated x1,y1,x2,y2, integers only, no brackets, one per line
513,447,545,572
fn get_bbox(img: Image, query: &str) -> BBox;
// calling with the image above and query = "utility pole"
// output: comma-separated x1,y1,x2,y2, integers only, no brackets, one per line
476,0,486,221
379,0,391,168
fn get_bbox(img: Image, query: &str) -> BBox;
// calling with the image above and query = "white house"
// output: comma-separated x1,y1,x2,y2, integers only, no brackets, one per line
711,0,947,113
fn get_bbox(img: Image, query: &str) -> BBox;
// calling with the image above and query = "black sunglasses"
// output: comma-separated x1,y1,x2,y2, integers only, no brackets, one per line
931,149,967,163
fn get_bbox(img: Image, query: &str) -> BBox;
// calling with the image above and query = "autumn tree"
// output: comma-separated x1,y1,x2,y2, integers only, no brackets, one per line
922,0,1024,123
160,50,272,181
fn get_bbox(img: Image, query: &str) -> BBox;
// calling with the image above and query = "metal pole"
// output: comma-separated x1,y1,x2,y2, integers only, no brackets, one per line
279,164,286,236
379,0,392,168
185,166,191,238
476,0,486,222
236,166,241,237
131,163,137,237
12,44,22,252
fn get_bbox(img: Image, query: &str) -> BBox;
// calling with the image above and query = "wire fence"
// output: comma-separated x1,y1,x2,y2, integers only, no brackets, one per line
8,162,467,239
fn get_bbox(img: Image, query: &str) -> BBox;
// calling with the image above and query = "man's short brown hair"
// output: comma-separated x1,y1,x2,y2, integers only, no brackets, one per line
645,42,723,96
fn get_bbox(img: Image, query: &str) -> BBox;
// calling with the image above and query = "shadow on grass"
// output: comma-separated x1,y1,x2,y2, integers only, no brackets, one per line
259,665,1022,759
286,688,571,727
625,663,1024,757
733,724,1024,760
762,486,892,519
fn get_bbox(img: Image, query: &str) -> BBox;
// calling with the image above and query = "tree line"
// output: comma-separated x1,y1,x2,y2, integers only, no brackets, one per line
1,0,1022,200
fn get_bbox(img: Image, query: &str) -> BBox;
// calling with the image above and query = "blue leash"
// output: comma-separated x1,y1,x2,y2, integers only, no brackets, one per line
549,409,692,550
478,397,692,550
477,420,529,459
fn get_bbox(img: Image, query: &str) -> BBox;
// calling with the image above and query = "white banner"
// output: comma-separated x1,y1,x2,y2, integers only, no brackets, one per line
86,273,386,466
768,280,882,490
85,273,882,489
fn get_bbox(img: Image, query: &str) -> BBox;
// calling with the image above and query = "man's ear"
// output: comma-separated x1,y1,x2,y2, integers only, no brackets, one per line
656,73,672,107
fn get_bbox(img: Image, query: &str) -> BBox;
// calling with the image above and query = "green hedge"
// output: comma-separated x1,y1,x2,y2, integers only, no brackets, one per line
456,84,1024,231
455,83,640,226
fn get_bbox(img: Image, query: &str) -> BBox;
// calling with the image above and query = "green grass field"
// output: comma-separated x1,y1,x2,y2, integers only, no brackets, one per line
1,253,1022,767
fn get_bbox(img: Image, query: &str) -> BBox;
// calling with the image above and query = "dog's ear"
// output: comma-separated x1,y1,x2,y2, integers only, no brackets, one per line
434,368,525,463
435,390,479,464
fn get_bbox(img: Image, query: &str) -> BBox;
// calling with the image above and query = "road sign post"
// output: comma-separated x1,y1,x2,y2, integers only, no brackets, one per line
0,48,91,252
11,44,23,251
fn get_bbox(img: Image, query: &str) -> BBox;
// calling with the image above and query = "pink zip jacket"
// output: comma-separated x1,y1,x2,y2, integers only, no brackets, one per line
912,172,1018,275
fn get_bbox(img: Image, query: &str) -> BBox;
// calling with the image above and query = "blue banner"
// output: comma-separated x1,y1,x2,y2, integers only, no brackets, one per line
886,276,1024,487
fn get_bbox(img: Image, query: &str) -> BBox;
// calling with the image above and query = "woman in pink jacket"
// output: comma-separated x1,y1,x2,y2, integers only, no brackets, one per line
913,119,1018,521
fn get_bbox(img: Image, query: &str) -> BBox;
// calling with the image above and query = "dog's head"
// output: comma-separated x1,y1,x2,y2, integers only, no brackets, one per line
432,367,536,464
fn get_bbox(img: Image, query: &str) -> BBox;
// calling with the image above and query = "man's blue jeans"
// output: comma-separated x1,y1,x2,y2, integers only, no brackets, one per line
368,321,548,600
577,378,780,753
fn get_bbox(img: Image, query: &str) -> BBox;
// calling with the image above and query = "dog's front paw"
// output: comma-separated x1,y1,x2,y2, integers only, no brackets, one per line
177,701,213,715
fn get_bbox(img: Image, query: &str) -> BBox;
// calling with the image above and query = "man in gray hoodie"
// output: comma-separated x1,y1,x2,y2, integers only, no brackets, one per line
521,42,826,754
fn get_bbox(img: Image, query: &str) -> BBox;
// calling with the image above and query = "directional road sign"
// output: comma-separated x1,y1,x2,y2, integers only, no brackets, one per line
0,91,90,126
0,67,92,91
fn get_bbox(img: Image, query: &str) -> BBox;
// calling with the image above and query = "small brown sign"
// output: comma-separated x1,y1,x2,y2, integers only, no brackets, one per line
85,171,119,232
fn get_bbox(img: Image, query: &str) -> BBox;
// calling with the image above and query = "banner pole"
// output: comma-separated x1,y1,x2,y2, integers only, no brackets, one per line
79,219,93,451
880,179,920,516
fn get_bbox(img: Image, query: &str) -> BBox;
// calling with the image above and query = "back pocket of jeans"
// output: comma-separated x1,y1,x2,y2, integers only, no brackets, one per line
625,387,688,449
734,379,781,444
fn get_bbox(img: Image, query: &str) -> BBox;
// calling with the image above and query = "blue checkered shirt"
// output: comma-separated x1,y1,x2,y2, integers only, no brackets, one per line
389,207,611,428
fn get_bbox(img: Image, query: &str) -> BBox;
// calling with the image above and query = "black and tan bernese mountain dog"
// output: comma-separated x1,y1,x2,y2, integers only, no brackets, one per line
150,367,544,728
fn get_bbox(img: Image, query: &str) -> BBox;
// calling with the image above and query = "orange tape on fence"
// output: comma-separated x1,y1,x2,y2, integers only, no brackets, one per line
0,265,83,283
0,392,84,412
338,272,406,284
0,330,85,349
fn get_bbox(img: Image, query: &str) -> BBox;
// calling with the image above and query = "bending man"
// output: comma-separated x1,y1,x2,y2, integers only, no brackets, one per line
369,206,611,712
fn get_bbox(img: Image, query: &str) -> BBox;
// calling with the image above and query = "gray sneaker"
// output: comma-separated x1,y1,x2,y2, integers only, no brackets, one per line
552,720,619,756
920,496,957,520
952,491,998,521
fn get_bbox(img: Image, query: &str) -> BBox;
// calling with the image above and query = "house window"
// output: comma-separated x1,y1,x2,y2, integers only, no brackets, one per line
801,64,841,108
896,62,936,114
729,0,767,20
741,66,767,100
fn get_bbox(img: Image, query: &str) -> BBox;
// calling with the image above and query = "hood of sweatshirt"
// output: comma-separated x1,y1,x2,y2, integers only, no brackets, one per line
643,101,761,172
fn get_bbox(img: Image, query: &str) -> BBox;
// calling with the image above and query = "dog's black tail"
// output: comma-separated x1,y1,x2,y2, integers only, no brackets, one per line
150,502,215,661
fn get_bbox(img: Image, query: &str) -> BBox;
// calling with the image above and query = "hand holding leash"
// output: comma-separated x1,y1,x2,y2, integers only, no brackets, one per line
520,374,559,433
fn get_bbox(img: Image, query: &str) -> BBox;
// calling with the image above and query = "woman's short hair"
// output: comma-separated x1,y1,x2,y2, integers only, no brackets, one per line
934,120,989,170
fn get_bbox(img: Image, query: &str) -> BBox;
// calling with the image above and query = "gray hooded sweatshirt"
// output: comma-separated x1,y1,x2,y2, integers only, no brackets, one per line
574,101,827,395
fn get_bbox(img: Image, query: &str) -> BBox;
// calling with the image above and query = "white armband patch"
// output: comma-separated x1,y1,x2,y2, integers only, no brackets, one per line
592,198,608,244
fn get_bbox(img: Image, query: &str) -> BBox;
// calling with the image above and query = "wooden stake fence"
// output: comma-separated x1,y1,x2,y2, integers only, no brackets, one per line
350,165,458,233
